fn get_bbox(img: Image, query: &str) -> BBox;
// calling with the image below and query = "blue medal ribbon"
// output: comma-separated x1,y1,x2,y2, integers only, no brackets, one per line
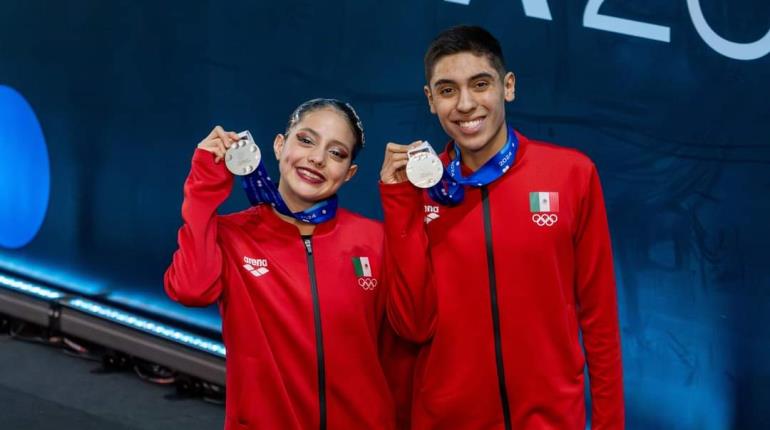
427,126,518,206
241,162,337,224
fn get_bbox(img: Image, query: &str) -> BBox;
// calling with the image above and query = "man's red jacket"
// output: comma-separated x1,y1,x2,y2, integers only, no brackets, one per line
381,131,624,429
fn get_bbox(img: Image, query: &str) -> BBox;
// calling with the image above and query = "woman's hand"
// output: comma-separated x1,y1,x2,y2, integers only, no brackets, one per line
197,126,241,163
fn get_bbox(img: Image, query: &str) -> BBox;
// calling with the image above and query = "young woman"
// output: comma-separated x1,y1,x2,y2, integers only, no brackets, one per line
164,99,410,430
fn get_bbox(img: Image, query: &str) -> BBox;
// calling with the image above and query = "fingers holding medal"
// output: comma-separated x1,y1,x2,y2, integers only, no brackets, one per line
381,140,428,185
197,126,261,176
198,126,240,163
405,141,443,188
224,131,261,176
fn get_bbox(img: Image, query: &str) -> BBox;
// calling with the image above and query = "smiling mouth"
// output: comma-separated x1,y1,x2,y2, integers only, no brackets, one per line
455,117,485,133
296,167,325,184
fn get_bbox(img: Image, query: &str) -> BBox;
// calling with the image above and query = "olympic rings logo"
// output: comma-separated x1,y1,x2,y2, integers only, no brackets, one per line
357,277,378,290
532,213,558,227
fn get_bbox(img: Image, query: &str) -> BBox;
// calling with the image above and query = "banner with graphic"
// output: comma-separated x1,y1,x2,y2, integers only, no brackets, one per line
1,1,768,427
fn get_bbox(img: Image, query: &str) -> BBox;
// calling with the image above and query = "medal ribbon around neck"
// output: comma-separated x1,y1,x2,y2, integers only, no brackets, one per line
241,162,337,224
427,126,518,206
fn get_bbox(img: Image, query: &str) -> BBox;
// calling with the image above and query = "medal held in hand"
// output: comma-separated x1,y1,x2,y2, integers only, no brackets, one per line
406,141,444,189
225,130,261,176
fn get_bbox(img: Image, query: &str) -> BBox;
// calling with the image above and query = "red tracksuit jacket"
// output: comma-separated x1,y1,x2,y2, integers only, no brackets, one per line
381,131,624,429
165,149,410,430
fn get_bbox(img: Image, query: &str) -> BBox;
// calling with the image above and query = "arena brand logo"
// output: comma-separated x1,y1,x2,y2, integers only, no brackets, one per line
424,205,440,224
444,0,770,61
243,256,269,277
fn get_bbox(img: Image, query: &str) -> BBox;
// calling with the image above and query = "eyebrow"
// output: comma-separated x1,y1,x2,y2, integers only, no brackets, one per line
297,127,320,139
432,72,496,88
296,127,352,152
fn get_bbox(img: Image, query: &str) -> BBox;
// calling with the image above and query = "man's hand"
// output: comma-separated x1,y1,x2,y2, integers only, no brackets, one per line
380,141,423,184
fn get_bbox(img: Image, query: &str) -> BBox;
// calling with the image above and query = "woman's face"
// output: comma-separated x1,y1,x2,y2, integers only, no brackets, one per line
274,108,358,212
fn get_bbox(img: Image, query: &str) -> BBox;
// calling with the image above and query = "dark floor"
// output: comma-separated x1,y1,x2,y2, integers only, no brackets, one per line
0,335,224,430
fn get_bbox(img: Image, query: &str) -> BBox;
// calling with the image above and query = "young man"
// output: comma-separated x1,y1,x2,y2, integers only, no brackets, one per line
380,26,624,429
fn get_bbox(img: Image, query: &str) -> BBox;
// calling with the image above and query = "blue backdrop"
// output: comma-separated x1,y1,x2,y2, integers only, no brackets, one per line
1,1,769,428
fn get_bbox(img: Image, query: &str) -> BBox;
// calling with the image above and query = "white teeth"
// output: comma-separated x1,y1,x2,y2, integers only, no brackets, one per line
458,119,483,129
300,168,322,181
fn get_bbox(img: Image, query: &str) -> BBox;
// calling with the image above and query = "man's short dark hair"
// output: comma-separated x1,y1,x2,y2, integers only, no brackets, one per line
424,25,507,84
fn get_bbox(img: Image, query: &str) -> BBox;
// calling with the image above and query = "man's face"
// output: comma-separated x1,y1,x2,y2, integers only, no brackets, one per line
424,52,515,155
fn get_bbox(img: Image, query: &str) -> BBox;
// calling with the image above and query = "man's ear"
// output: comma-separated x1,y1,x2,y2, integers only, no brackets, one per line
424,85,436,114
504,72,516,102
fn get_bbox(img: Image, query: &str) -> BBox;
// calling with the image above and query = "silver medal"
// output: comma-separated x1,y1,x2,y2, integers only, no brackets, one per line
406,141,443,189
225,130,261,176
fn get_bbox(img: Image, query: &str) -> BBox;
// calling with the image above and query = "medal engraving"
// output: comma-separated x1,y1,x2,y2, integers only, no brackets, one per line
406,141,443,188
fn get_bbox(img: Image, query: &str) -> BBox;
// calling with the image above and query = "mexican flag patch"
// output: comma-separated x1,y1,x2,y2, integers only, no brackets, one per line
529,191,559,213
352,256,372,277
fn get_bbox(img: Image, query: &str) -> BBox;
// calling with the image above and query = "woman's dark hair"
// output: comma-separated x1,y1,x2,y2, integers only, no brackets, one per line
424,25,507,84
286,98,365,160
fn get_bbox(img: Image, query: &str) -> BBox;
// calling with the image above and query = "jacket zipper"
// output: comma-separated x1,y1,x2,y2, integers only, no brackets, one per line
303,235,327,430
481,186,512,430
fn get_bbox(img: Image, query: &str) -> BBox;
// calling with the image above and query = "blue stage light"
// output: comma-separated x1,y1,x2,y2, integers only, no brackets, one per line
0,273,64,300
0,256,108,296
65,298,226,357
0,85,50,249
